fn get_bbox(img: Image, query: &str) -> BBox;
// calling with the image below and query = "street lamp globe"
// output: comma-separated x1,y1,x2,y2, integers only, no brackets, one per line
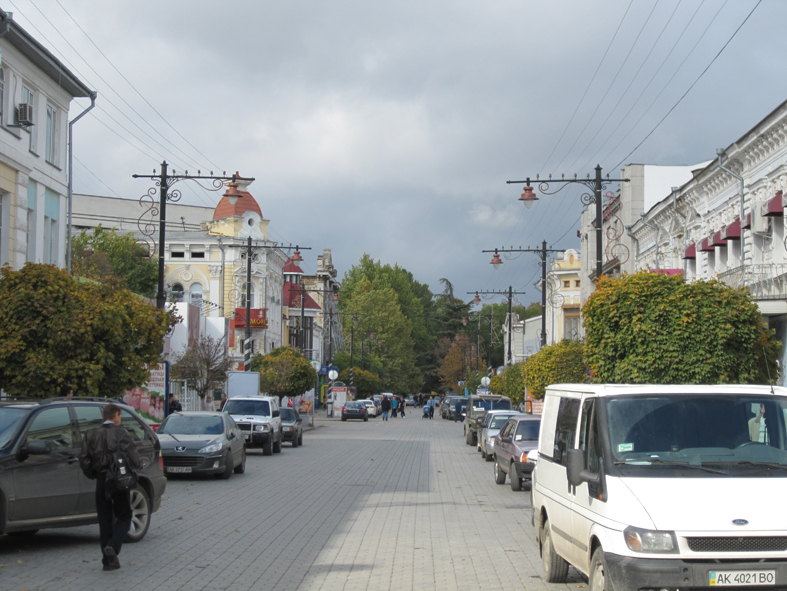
461,317,468,326
490,250,503,270
519,185,538,209
473,293,481,304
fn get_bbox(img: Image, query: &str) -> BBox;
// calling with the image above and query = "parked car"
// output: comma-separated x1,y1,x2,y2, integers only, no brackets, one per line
358,399,378,417
479,411,519,460
0,397,166,542
465,394,512,445
279,407,303,447
442,396,459,419
443,396,467,420
222,395,282,455
158,412,246,479
341,401,368,421
493,414,540,491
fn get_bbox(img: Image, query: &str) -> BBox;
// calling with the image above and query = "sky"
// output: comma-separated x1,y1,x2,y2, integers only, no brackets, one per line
7,0,786,308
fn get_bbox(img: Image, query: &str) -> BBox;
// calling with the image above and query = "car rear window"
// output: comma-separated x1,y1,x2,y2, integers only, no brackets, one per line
516,420,540,441
279,408,296,420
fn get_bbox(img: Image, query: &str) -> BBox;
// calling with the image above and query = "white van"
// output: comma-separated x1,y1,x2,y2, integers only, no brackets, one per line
532,384,787,589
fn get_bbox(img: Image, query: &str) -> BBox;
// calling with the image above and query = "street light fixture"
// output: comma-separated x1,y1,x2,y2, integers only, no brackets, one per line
518,184,538,209
490,251,503,270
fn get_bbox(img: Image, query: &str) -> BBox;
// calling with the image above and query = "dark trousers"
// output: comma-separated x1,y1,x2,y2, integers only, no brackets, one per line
429,407,434,419
96,477,132,563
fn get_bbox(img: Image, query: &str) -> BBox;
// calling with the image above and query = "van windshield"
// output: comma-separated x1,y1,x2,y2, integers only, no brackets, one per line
472,399,511,411
606,395,787,474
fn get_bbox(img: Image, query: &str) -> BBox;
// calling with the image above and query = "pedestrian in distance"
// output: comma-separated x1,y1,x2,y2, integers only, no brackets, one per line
428,396,435,419
454,398,462,423
78,403,143,571
168,394,182,413
399,397,406,418
61,385,74,398
219,392,227,411
391,396,399,418
381,396,391,421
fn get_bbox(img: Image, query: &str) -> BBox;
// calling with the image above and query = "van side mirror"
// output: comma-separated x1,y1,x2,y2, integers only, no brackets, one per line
566,449,600,487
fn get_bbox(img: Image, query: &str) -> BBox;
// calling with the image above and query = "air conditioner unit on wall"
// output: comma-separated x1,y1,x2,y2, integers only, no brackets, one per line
16,103,33,126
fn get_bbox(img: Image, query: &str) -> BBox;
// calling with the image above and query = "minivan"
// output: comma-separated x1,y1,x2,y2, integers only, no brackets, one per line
532,384,787,590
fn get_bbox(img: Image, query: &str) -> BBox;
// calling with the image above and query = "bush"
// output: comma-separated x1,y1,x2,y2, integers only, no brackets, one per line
523,339,587,399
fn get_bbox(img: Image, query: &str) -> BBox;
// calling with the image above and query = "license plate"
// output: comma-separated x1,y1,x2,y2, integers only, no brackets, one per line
710,570,776,586
243,433,251,440
166,466,192,473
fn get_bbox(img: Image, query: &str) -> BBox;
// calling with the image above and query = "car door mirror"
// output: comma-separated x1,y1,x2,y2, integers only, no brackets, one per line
566,448,599,487
272,410,280,418
26,440,53,456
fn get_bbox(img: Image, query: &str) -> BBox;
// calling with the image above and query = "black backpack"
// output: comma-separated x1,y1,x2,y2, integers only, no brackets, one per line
105,428,137,495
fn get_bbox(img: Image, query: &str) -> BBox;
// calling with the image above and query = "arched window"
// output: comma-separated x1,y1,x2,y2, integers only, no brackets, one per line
240,283,254,308
189,283,203,306
171,283,184,303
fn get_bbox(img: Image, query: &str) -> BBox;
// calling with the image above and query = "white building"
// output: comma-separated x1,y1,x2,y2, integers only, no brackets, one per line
0,11,94,270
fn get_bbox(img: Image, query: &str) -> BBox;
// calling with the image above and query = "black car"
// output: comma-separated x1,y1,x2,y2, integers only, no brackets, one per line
341,401,368,421
158,412,246,479
0,397,166,542
279,408,303,447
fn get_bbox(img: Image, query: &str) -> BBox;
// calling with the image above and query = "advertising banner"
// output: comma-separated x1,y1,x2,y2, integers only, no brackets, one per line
234,308,268,329
122,363,169,424
331,386,347,415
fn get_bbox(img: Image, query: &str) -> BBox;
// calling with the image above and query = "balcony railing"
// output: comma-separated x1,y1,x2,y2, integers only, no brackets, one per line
718,264,787,300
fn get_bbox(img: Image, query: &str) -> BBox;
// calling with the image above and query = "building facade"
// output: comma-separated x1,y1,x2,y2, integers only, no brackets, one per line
0,12,93,270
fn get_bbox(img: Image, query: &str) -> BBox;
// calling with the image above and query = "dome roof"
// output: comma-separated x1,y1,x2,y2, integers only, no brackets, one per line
213,176,262,220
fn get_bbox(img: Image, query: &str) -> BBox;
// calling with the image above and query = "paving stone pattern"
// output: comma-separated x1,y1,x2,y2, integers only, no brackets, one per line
0,410,582,591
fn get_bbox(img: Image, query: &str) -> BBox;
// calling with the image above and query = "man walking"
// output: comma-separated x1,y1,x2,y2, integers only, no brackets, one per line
381,396,391,421
79,404,143,571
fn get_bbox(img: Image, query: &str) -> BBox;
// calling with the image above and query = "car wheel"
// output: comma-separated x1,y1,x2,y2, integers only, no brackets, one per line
218,451,234,479
341,417,347,421
588,546,609,591
234,447,246,474
494,459,506,484
292,434,298,447
364,416,368,422
298,434,303,446
510,464,522,491
485,450,494,462
465,428,473,445
8,530,39,537
541,519,569,583
481,449,487,460
273,434,282,453
262,438,273,456
124,485,151,543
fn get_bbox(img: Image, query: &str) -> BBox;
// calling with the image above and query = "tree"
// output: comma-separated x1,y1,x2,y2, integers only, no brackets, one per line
250,346,317,404
170,336,232,410
583,271,781,384
436,335,482,394
0,263,175,398
523,339,586,399
338,367,382,397
72,225,158,296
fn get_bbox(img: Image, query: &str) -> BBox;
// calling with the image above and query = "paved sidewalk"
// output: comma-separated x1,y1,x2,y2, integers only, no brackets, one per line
0,411,581,591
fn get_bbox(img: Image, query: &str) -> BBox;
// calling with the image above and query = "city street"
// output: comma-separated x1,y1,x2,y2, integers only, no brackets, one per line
0,412,581,591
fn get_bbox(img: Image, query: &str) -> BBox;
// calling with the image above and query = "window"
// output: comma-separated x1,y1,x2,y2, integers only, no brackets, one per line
552,397,580,464
563,280,570,288
578,398,603,498
25,407,73,450
171,251,185,258
575,280,580,288
564,308,581,339
240,283,254,308
0,68,5,126
189,283,203,306
26,208,35,262
121,409,146,442
171,283,184,303
45,104,56,164
74,405,104,438
190,251,205,259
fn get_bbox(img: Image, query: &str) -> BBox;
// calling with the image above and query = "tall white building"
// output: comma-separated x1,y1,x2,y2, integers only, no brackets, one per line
0,11,94,270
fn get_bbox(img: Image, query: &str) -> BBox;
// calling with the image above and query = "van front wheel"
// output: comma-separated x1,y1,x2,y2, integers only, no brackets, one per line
541,519,569,583
589,546,609,591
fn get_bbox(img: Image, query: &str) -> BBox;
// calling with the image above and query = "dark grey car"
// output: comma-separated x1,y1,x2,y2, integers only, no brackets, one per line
0,398,166,543
279,408,303,447
158,412,246,479
493,415,541,491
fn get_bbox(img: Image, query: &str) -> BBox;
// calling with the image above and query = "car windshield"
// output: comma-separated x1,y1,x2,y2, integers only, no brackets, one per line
490,416,514,429
0,408,28,449
159,415,224,435
515,420,540,440
223,399,270,417
279,408,296,421
606,395,787,474
472,399,511,411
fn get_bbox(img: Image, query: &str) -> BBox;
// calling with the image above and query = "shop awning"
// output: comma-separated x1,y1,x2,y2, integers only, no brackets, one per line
762,191,784,217
700,237,715,252
683,243,696,259
720,218,741,240
712,231,728,247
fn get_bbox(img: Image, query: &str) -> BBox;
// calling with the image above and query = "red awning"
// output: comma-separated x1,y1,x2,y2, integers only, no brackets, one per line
720,218,741,240
700,237,715,252
763,191,784,217
743,212,751,229
683,243,696,259
712,231,727,247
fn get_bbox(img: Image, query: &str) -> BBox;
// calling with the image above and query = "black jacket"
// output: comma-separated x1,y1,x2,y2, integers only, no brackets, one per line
381,398,391,412
79,423,142,480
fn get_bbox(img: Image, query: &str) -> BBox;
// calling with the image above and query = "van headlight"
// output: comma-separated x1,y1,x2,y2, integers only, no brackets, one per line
624,527,678,553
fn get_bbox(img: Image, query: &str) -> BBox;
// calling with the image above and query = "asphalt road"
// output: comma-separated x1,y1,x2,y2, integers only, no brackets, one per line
0,410,582,591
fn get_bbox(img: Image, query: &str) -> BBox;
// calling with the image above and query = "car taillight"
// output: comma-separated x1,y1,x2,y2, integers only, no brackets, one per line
520,452,528,463
158,454,163,471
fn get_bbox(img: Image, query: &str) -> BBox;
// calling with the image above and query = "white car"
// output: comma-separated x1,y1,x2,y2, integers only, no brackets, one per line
359,399,378,417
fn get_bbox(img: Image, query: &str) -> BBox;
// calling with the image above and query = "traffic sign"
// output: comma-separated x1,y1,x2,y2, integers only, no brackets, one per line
328,369,339,381
481,376,491,387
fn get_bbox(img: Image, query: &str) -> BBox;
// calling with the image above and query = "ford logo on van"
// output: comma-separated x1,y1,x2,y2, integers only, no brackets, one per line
732,519,749,526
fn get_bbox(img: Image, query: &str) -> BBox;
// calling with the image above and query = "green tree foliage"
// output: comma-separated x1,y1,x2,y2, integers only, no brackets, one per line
436,334,483,394
332,350,384,380
72,226,158,296
0,264,175,397
338,367,382,397
583,272,781,384
250,346,317,403
523,340,587,399
170,336,232,410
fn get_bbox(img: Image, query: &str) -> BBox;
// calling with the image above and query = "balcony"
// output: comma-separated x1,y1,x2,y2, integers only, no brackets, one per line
718,264,787,301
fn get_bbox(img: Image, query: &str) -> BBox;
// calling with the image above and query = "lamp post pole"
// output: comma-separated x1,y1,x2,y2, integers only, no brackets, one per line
507,165,629,280
468,287,527,367
246,234,252,369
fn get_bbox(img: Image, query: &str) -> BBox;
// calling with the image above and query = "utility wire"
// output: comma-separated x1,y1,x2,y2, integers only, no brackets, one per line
610,0,760,169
